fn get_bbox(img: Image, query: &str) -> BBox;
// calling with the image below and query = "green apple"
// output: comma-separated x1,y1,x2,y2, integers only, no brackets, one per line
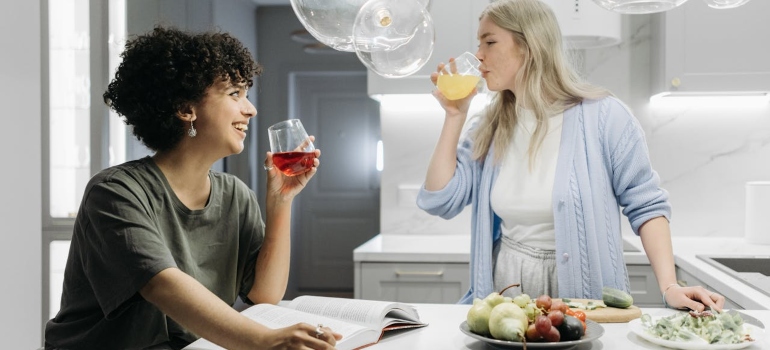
488,302,527,341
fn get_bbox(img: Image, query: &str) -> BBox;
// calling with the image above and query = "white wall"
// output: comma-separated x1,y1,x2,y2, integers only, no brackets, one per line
0,0,43,348
379,13,770,239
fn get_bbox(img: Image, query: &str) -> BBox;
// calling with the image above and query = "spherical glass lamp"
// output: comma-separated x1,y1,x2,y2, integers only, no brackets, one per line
592,0,690,14
352,0,434,77
289,0,367,52
703,0,751,9
289,0,431,52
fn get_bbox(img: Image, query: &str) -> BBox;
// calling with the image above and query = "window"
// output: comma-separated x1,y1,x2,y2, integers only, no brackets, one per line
43,0,127,324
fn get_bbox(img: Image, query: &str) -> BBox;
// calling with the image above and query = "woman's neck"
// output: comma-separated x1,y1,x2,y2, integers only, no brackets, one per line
152,150,213,210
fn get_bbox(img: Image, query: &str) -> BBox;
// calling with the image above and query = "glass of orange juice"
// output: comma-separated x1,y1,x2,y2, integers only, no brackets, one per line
268,119,316,176
437,52,482,100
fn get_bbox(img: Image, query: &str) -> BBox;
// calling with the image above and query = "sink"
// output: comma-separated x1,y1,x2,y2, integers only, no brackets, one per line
697,255,770,298
708,257,770,276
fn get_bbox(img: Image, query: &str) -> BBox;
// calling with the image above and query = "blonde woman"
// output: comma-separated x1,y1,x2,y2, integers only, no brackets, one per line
417,0,722,312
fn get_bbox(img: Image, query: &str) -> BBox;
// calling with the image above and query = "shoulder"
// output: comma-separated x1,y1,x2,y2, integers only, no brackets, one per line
577,96,634,120
210,170,256,201
86,157,157,193
576,96,641,135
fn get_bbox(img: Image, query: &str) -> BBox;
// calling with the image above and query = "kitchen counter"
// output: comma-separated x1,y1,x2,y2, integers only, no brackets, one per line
623,236,770,310
353,234,470,263
368,303,770,349
354,234,770,309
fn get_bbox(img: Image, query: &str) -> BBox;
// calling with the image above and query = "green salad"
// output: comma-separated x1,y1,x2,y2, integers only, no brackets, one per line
640,310,754,344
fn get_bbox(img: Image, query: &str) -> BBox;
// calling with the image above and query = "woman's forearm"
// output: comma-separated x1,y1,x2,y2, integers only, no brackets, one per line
140,268,267,349
249,197,293,304
638,216,679,293
424,113,468,191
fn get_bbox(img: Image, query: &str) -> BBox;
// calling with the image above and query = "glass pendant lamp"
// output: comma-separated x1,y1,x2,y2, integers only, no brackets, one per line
592,0,690,14
290,0,434,77
703,0,751,9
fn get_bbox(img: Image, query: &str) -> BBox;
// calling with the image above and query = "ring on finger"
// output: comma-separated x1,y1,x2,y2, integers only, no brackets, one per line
263,164,273,171
315,324,324,338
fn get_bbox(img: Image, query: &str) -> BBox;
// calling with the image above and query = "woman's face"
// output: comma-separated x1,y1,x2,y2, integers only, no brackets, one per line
476,15,525,94
190,79,257,157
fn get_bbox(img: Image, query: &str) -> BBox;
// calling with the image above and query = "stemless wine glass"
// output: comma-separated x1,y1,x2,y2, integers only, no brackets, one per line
268,119,316,176
437,52,482,101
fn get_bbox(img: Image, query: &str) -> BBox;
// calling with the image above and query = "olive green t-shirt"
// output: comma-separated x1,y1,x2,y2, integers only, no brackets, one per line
45,157,265,349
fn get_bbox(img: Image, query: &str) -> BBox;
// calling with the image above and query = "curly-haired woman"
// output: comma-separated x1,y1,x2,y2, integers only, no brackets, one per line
45,27,337,350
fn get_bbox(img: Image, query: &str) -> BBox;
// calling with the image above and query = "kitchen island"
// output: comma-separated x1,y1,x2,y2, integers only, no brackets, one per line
354,234,770,309
371,303,769,349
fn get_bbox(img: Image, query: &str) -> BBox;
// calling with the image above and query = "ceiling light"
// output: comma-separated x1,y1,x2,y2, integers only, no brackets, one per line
592,0,689,14
703,0,752,9
542,0,621,49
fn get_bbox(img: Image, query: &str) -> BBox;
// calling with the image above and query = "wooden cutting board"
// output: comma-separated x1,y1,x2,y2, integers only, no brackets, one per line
556,298,641,323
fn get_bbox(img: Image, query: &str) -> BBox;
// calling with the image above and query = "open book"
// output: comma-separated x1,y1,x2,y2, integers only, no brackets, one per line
184,296,427,350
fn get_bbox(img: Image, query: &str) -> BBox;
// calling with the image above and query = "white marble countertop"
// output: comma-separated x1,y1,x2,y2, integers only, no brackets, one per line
624,236,770,310
366,303,770,349
353,234,471,263
354,234,770,309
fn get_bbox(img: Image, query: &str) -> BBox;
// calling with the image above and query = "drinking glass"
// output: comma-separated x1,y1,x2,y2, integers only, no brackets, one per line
437,52,482,100
268,119,316,176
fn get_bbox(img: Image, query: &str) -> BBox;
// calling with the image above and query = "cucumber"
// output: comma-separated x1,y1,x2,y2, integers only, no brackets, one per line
602,287,634,308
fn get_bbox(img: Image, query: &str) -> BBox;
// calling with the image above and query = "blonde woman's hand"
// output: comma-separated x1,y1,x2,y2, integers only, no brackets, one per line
260,323,343,350
430,59,477,117
663,284,725,312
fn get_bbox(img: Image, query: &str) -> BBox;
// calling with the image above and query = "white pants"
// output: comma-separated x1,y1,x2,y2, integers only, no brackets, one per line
493,235,559,298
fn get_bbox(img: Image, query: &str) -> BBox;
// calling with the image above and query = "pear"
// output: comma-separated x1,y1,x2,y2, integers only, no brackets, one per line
466,292,506,335
488,302,527,341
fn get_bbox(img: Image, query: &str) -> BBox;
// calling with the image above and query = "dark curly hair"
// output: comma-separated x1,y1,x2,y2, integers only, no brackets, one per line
103,26,262,152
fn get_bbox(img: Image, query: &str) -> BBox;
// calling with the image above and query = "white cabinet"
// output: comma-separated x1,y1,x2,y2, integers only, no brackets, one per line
355,262,469,303
627,264,665,308
651,0,770,94
367,1,490,96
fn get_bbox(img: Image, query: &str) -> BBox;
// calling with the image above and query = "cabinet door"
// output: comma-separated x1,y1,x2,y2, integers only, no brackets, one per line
359,262,469,303
653,0,770,93
627,264,664,308
676,267,743,310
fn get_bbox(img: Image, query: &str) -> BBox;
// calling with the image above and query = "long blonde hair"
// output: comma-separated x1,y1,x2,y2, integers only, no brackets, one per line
473,0,610,165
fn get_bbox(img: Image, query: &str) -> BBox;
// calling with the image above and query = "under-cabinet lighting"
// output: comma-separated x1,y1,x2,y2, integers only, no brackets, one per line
650,91,770,108
376,93,493,114
376,140,383,172
376,94,443,113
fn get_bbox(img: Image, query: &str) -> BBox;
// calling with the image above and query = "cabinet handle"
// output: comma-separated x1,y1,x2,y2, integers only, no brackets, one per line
394,270,444,277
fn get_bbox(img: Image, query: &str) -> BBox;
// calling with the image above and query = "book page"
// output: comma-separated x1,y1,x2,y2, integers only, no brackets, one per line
183,304,374,350
241,304,369,336
287,296,422,330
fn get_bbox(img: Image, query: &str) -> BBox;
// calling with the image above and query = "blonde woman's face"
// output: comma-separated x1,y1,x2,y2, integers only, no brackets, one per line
476,16,525,94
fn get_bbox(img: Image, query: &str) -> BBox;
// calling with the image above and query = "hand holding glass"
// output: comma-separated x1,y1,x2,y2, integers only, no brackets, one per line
437,52,482,100
268,119,316,176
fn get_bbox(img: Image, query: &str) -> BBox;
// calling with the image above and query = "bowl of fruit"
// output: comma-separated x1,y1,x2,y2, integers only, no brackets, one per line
459,285,606,349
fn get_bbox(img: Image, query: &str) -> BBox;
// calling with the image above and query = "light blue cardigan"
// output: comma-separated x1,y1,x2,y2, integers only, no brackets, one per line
416,97,671,304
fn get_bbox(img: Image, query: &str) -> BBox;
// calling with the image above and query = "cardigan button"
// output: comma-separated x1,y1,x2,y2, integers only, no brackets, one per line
562,253,569,261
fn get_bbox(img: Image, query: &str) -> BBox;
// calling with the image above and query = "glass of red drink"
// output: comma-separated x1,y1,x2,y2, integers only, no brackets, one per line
268,119,316,176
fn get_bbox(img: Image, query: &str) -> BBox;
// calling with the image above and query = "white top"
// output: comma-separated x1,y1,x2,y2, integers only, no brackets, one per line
490,108,563,250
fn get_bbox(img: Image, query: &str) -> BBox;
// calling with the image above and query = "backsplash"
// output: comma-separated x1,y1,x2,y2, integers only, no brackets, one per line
380,15,770,239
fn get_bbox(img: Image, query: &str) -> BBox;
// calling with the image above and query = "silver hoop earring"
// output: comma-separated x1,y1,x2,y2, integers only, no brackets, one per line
188,120,197,137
